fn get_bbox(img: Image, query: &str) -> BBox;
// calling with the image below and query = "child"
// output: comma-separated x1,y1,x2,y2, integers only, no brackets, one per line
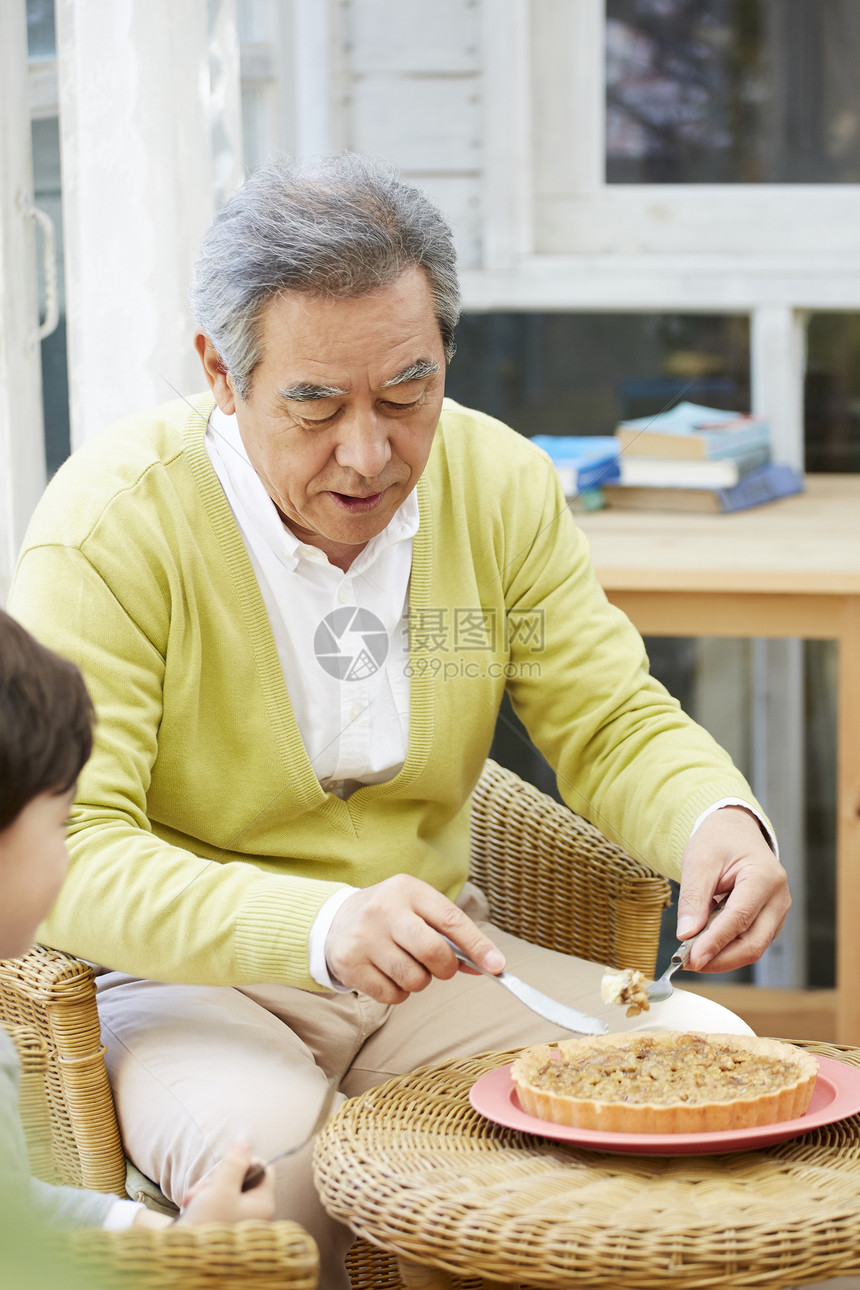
0,608,276,1230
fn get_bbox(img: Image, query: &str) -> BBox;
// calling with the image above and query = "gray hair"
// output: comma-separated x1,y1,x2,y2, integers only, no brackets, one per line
190,153,460,400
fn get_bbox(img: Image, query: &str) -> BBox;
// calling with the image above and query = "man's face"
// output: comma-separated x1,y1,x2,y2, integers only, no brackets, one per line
0,788,74,959
197,266,446,568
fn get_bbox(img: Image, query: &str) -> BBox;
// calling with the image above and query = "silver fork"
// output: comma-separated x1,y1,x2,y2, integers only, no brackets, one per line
647,903,725,1003
241,1076,339,1191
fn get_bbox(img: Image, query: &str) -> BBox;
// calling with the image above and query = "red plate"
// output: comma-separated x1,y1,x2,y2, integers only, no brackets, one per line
469,1055,860,1155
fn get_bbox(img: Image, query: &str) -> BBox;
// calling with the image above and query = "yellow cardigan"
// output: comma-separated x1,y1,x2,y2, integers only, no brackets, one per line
10,395,763,989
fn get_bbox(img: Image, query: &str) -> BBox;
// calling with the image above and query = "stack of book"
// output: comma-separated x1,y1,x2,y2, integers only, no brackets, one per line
603,402,804,513
529,435,620,511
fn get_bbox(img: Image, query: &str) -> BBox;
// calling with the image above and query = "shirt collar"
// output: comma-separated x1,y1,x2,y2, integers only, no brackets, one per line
208,405,419,572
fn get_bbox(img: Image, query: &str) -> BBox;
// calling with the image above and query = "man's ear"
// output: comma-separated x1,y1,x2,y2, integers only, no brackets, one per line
194,332,237,415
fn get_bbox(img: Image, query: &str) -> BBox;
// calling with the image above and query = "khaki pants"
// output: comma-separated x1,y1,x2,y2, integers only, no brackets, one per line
95,886,742,1289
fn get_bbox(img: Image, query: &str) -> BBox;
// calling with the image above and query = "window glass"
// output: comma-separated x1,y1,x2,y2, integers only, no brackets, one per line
31,115,69,477
25,0,69,476
805,313,860,474
606,0,860,183
801,311,856,988
26,0,56,59
446,312,750,437
803,640,836,989
237,0,269,43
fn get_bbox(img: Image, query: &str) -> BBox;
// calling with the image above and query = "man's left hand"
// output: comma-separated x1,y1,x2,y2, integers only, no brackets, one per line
676,806,790,972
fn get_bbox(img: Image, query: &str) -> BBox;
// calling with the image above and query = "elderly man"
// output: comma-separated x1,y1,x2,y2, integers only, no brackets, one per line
9,154,788,1286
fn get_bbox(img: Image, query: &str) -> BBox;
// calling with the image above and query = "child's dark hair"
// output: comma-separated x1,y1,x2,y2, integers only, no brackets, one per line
0,610,94,830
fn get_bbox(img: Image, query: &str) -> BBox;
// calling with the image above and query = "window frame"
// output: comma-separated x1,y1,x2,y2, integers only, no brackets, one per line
463,0,860,467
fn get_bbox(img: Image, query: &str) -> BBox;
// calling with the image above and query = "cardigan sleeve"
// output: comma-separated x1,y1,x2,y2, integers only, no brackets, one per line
8,543,344,989
497,450,769,880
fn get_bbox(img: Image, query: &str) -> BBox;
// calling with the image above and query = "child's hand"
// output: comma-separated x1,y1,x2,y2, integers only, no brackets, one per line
177,1142,276,1225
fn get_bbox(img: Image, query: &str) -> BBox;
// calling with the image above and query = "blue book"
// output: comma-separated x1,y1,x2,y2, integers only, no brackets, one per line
604,463,804,514
530,435,621,492
615,402,770,461
716,463,804,513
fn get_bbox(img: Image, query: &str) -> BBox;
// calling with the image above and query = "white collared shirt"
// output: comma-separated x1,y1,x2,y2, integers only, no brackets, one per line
206,405,415,799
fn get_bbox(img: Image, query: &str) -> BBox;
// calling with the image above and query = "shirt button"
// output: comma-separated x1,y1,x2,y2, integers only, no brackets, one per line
337,583,351,605
349,705,362,722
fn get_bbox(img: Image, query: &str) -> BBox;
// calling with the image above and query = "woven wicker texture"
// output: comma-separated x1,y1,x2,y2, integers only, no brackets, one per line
5,1021,319,1284
53,1220,319,1289
315,1041,860,1290
470,760,671,974
3,1022,319,1288
0,943,127,1192
3,1024,54,1182
1,760,671,1289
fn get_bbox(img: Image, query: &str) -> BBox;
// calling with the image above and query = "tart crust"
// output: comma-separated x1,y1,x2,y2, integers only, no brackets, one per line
510,1031,819,1134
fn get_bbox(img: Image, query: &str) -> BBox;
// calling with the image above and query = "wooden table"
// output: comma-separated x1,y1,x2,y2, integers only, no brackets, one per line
576,475,860,1044
315,1045,860,1289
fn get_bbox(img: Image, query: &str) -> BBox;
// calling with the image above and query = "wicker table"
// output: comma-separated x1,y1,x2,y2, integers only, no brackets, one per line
315,1042,860,1290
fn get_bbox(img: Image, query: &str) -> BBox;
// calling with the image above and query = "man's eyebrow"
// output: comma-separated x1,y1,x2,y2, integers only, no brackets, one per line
276,360,439,402
277,382,350,402
382,360,440,388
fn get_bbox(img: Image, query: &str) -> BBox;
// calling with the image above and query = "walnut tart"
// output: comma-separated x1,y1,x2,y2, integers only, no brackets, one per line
511,1031,819,1134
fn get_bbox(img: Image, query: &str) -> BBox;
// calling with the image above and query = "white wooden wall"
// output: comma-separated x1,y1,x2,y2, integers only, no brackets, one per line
336,0,484,268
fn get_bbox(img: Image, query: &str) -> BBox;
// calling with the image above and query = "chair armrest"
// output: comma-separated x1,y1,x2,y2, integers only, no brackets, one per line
0,945,126,1193
3,1023,55,1182
0,944,104,1057
470,760,672,975
53,1220,319,1290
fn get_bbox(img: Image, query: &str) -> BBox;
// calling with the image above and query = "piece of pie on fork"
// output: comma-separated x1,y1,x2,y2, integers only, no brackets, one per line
600,966,650,1017
510,1031,819,1133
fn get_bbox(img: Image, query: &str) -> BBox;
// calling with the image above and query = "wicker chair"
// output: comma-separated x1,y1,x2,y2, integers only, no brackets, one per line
2,1023,318,1288
0,758,671,1290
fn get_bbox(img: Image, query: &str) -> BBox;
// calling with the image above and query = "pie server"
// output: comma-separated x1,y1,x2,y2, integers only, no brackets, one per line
442,936,608,1036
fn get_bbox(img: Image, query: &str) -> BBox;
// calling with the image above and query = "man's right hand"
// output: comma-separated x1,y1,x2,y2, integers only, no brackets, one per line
325,874,506,1003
